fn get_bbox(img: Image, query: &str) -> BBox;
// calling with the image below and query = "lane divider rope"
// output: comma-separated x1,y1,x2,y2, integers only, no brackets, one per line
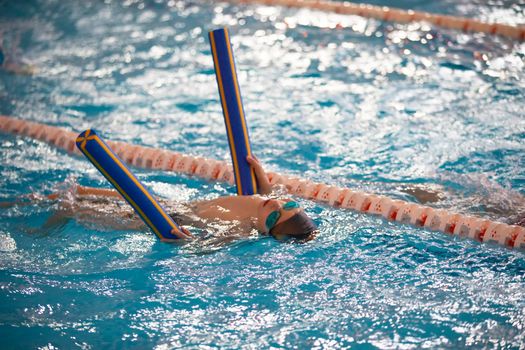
227,0,525,41
1,115,524,250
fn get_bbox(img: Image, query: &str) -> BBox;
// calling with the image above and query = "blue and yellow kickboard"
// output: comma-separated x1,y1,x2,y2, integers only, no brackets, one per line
76,129,184,240
209,27,258,196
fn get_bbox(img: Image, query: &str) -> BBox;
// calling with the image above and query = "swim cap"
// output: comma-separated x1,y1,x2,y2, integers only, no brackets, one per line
270,211,318,241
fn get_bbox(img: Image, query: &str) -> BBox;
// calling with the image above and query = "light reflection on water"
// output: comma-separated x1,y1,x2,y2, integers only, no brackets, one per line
1,0,525,348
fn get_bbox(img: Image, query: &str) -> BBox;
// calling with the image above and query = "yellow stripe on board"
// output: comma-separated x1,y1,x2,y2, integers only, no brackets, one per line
224,28,258,194
95,137,181,235
210,31,243,195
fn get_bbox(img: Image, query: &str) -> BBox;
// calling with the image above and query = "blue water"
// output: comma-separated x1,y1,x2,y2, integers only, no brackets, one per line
1,0,525,348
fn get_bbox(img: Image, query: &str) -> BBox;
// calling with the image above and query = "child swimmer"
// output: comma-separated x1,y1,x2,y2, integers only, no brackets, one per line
23,155,319,242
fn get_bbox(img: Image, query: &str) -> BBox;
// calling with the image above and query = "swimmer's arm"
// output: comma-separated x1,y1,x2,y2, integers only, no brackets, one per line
40,185,123,201
52,186,196,231
74,186,193,239
0,186,123,208
74,185,124,199
0,192,56,208
246,155,273,195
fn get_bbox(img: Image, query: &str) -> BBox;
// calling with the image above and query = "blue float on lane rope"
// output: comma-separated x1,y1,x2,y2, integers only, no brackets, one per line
76,129,185,240
209,27,258,196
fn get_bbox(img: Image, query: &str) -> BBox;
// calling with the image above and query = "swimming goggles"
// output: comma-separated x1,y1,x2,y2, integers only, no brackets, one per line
265,201,301,231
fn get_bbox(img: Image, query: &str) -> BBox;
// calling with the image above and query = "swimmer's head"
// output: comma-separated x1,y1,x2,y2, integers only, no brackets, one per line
256,198,318,242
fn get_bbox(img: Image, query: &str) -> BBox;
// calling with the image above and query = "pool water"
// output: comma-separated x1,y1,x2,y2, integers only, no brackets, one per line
1,0,525,348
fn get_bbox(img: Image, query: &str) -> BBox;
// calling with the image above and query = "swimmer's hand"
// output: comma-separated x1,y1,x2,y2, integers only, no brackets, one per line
165,227,193,241
246,155,272,195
